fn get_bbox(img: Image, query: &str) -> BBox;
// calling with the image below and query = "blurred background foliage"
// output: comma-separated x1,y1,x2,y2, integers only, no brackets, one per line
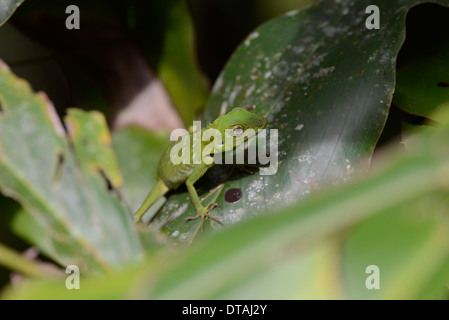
1,0,449,299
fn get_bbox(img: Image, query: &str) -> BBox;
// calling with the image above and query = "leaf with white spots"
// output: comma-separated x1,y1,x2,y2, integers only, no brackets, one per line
152,0,449,242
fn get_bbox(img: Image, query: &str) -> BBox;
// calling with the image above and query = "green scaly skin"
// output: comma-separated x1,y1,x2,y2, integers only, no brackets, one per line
134,107,268,230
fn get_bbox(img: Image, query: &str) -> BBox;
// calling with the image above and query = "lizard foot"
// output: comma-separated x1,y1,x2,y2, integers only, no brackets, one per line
186,203,222,232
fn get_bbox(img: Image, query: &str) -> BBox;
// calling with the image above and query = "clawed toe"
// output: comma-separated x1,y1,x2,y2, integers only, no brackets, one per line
205,202,219,212
185,214,201,222
185,203,223,232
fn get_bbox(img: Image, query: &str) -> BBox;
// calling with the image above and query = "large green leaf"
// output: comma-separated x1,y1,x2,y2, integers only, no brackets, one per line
151,0,449,241
0,61,143,272
343,199,449,299
0,0,23,26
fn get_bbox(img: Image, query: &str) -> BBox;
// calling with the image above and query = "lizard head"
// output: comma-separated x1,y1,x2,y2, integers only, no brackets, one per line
206,107,268,153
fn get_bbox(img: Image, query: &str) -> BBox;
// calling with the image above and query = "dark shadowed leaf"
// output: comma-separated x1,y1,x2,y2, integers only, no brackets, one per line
395,42,449,119
393,4,449,120
0,0,23,26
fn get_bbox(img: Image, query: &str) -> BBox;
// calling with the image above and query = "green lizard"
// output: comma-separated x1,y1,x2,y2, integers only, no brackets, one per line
134,107,268,230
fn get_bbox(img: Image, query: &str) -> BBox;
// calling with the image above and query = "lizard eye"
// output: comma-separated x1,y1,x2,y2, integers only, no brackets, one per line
232,125,244,136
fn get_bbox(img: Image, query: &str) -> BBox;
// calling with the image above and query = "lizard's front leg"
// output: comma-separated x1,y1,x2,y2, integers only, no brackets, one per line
185,162,223,231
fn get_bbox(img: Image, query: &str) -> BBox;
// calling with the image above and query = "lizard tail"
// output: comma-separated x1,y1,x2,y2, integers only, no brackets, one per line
134,179,169,222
